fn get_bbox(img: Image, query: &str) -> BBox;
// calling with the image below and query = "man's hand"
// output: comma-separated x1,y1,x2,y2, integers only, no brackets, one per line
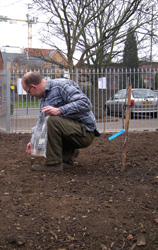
42,106,61,116
27,142,31,154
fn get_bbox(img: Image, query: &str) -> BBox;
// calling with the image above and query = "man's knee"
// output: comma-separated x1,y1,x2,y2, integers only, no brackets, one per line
47,116,61,128
47,116,68,136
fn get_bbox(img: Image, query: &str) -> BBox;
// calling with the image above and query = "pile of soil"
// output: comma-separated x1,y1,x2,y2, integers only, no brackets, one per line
0,132,158,250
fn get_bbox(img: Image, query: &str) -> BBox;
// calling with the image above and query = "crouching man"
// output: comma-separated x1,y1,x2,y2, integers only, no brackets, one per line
22,72,100,173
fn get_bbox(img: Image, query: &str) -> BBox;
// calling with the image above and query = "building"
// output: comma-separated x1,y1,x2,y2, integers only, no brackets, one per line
139,61,158,89
1,48,68,90
2,48,68,71
0,51,3,70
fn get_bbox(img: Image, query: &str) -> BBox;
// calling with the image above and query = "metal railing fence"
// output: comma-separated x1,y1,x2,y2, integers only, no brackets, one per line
0,67,158,133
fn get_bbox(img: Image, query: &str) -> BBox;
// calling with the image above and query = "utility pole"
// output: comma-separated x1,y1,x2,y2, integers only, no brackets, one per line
150,5,154,64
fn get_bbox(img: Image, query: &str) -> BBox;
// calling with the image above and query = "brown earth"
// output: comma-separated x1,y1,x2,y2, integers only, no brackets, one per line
0,132,158,250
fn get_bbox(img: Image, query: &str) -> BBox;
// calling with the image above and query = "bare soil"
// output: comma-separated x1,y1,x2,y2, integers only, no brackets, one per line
0,132,158,250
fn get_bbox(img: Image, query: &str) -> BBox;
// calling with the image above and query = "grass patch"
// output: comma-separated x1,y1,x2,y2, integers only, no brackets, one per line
14,100,39,108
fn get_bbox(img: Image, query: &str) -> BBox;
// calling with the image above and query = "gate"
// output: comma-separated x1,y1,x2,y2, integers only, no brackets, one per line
0,68,158,133
0,69,11,132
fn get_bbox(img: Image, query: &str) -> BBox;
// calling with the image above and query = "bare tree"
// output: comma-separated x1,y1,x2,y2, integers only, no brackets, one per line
83,0,158,68
32,0,147,73
136,0,158,62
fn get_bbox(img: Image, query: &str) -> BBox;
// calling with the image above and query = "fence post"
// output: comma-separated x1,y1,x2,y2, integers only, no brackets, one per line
6,69,10,132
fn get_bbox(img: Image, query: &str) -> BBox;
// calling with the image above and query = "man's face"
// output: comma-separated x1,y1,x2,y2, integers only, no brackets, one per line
22,81,44,99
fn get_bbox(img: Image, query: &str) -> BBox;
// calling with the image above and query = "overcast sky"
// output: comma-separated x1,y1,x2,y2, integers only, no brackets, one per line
1,0,158,61
0,0,49,52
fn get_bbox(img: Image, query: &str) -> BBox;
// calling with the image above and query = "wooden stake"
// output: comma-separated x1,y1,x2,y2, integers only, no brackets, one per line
122,84,132,171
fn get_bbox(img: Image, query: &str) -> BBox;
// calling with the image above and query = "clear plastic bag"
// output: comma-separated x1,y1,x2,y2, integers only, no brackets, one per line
30,115,49,158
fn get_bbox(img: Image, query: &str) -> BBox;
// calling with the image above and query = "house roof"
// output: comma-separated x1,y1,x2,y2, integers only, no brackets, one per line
1,48,68,68
24,48,53,57
1,51,47,68
45,49,67,61
2,52,28,68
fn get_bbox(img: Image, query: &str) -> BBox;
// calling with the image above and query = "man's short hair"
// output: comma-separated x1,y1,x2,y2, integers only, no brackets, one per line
22,72,44,87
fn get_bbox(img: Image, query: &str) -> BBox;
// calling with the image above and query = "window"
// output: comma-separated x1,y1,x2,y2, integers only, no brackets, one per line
51,63,55,70
59,61,64,70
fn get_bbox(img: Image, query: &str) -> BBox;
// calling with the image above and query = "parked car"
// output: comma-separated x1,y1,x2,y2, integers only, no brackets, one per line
104,88,158,118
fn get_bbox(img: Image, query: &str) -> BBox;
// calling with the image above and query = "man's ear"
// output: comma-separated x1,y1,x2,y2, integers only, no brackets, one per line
31,84,37,89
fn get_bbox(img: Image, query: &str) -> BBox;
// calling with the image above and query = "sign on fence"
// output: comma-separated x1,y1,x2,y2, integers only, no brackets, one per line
98,77,106,89
17,78,27,95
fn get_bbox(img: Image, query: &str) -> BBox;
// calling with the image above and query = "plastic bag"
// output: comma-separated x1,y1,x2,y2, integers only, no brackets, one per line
30,115,49,158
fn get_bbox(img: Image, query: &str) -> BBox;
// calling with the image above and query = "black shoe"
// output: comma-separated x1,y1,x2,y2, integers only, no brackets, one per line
63,149,80,166
72,149,79,161
66,149,79,164
31,163,63,173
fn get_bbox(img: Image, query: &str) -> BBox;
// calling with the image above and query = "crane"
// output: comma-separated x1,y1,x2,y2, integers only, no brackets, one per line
0,14,38,48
